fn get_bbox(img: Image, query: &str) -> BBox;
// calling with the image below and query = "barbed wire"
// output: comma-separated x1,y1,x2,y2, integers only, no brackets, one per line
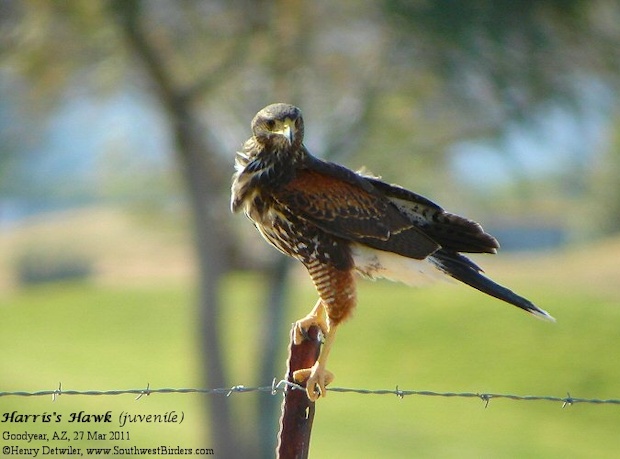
1,381,620,408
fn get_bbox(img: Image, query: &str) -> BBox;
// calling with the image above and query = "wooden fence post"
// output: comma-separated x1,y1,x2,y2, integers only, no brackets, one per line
276,325,321,459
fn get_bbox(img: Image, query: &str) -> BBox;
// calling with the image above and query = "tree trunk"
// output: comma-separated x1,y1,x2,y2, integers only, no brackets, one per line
173,110,237,458
109,1,239,456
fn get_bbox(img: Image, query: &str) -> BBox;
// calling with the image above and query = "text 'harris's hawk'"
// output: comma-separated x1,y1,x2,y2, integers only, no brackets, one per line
231,103,554,401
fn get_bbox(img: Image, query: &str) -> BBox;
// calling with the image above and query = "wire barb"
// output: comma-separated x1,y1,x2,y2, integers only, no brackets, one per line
226,385,245,397
271,378,279,395
135,383,150,401
562,392,574,409
479,393,491,408
52,382,62,402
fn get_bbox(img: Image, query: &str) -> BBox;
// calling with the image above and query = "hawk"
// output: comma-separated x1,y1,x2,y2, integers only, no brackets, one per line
231,103,554,401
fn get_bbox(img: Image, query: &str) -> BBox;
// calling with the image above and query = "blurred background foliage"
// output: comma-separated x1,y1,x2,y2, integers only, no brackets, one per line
1,1,620,457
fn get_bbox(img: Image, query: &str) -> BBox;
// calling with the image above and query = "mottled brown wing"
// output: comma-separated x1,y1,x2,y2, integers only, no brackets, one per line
366,178,499,254
275,168,440,260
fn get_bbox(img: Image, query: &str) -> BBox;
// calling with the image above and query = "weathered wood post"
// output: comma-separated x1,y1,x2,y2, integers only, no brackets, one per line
276,325,321,459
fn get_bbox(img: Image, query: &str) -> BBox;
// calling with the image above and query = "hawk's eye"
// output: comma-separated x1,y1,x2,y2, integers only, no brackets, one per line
265,119,276,130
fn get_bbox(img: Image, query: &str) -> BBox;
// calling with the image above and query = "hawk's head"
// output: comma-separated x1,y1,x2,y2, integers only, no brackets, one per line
251,103,304,151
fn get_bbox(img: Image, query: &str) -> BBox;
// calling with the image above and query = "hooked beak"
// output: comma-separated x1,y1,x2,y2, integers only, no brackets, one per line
275,122,294,145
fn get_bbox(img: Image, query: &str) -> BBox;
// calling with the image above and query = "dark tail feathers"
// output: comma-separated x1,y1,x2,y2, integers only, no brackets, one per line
431,250,555,322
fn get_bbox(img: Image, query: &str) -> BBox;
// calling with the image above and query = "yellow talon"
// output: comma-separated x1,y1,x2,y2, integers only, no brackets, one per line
293,362,335,401
293,299,328,345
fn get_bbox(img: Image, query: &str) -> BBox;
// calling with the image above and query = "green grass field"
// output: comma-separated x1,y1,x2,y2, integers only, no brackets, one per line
1,271,620,458
1,210,620,457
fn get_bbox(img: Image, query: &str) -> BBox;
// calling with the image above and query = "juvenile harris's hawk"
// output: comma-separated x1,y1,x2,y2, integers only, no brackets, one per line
231,103,554,401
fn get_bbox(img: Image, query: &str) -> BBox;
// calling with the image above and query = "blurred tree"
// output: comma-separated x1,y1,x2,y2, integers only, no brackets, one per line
2,0,247,456
106,2,255,457
379,0,620,210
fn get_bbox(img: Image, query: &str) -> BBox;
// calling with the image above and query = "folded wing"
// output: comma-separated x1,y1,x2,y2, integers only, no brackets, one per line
275,161,440,260
275,155,498,258
365,177,499,254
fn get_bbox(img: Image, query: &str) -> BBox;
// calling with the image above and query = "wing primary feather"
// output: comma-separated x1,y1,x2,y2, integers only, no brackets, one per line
365,177,499,254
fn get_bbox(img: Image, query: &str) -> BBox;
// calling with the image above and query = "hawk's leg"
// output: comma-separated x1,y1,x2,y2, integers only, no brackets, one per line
292,300,336,400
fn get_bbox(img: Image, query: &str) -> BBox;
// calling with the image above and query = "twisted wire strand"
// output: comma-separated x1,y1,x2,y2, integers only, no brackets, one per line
1,381,619,407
